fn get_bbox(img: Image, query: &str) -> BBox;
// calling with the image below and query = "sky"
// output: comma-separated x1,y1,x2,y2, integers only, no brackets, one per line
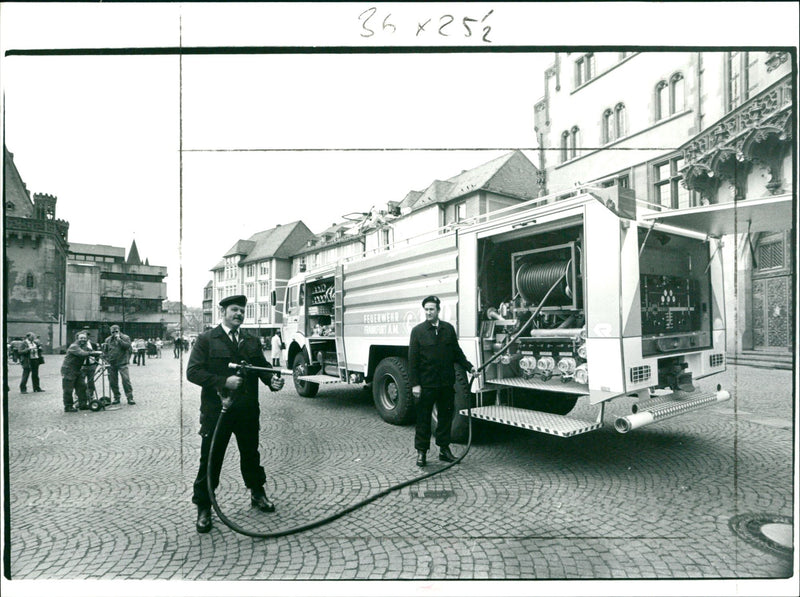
2,3,797,312
1,3,550,307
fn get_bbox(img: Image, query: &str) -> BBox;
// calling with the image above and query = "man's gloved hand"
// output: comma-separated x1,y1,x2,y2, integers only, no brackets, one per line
269,376,285,391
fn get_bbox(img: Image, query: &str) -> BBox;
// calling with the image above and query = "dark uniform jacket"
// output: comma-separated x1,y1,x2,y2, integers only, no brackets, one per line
187,325,279,434
61,342,96,380
408,319,474,388
103,333,132,366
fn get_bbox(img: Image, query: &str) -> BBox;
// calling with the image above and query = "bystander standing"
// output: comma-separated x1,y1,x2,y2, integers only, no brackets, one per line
102,325,136,405
18,332,45,394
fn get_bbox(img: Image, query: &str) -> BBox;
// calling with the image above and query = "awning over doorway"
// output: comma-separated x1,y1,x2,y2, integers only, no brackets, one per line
641,194,794,238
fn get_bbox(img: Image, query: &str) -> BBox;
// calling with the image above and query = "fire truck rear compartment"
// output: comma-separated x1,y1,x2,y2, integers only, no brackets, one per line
476,224,588,418
468,219,717,435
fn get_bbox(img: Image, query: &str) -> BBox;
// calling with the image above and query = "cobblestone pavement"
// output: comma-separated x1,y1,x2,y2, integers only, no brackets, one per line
3,354,796,592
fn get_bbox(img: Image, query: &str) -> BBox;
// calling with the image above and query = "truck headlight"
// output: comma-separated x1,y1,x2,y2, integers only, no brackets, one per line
577,343,587,359
536,356,555,372
557,357,576,375
574,363,588,385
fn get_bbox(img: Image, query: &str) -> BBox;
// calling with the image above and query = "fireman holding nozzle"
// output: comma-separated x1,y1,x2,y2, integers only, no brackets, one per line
409,295,476,467
187,294,285,534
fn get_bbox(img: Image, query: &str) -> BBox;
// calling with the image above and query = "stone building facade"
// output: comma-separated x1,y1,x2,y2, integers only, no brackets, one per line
533,51,794,363
4,146,69,352
66,240,179,342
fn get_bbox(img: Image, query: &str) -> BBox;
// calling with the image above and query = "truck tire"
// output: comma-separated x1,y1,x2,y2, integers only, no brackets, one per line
293,352,319,398
372,357,414,425
432,365,473,445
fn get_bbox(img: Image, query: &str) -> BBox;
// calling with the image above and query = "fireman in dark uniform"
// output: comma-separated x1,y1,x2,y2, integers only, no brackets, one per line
187,294,285,533
408,295,476,467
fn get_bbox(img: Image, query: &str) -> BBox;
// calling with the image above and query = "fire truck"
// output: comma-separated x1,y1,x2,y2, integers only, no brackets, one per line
280,188,791,441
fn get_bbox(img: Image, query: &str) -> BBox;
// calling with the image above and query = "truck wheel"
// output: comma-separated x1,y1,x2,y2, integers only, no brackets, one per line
372,357,414,425
293,353,319,398
514,388,578,415
432,366,473,445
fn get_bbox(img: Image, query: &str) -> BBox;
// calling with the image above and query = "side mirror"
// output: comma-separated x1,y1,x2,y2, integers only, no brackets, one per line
271,289,277,306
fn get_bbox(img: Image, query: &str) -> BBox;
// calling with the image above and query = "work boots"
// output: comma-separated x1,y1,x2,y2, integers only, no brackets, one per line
196,506,212,533
439,445,456,463
250,488,276,512
416,450,427,467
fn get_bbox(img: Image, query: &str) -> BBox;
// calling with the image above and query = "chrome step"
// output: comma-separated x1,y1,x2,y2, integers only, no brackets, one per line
296,374,342,384
486,376,589,395
460,405,602,437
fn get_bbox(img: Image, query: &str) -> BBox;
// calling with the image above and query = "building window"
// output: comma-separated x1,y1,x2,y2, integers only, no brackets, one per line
259,262,269,276
26,272,35,288
259,281,269,296
614,103,627,138
560,131,569,163
655,80,669,120
246,304,255,319
570,126,579,159
602,109,614,144
600,173,630,189
259,303,269,318
455,201,467,223
670,73,685,113
727,51,750,111
653,155,697,209
245,283,254,298
381,228,392,249
246,264,255,278
575,53,595,87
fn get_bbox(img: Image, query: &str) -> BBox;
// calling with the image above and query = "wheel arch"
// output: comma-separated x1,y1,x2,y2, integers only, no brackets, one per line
287,339,311,371
367,344,409,382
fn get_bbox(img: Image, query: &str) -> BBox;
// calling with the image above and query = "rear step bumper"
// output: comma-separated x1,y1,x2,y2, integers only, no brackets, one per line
459,405,602,437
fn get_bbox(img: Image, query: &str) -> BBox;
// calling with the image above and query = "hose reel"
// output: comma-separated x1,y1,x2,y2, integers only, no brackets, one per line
515,259,573,305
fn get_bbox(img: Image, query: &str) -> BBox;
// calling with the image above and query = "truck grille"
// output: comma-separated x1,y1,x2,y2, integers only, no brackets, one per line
630,365,651,384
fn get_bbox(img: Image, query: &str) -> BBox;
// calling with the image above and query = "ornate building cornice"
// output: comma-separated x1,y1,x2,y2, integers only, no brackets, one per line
680,75,793,197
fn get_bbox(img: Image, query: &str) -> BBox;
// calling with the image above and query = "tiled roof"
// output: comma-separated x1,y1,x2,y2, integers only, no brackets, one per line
409,150,540,211
223,239,256,257
69,242,126,258
240,221,315,263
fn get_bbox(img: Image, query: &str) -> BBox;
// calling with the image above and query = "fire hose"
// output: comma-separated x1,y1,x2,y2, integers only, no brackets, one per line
208,271,568,538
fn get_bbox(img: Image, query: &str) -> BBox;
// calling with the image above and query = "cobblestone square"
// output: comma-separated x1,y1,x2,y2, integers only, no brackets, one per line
3,354,796,593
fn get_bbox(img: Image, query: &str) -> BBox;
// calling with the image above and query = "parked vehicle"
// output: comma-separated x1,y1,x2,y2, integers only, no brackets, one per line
280,187,790,441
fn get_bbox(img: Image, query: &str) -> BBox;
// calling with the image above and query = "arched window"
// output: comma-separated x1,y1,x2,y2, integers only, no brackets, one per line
655,80,668,120
26,273,35,288
570,126,579,159
615,103,627,138
602,109,614,143
670,73,685,113
560,131,570,163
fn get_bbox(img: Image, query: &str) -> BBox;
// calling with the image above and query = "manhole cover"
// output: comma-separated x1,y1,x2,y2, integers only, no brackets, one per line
729,513,793,558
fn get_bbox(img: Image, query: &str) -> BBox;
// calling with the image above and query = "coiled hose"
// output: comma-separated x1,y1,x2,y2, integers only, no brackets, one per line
208,270,567,538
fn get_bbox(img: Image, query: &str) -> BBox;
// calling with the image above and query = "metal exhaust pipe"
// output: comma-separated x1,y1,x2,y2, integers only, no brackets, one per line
615,389,730,433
